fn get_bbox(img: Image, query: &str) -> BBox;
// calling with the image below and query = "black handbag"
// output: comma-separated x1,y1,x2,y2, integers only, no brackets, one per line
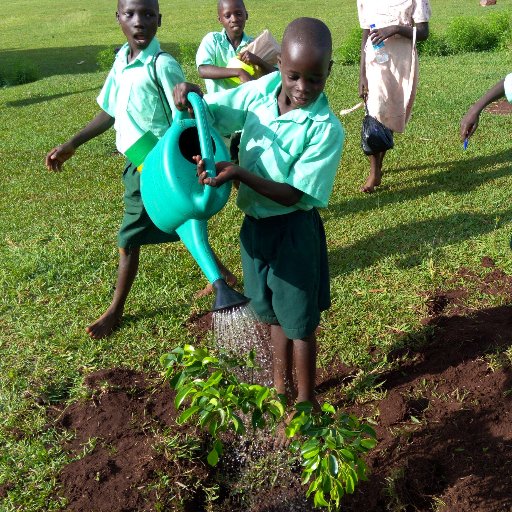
361,101,394,155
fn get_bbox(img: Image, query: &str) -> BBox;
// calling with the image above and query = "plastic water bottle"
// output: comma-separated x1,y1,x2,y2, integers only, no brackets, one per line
370,24,389,64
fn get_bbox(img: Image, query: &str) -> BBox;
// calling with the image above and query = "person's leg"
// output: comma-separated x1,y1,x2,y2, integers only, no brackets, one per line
293,333,320,410
270,325,296,404
361,150,386,193
86,246,140,339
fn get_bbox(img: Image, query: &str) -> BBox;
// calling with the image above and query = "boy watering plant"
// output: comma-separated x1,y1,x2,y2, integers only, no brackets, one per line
45,0,234,339
175,18,344,426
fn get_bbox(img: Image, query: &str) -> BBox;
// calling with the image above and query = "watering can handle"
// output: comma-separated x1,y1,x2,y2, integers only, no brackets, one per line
178,92,216,179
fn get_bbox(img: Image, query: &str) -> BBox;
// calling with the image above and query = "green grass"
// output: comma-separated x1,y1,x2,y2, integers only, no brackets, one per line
2,0,512,509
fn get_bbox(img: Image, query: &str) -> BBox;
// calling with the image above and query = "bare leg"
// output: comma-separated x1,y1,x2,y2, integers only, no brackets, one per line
195,252,237,298
361,150,386,193
270,325,296,403
293,334,320,410
86,246,140,339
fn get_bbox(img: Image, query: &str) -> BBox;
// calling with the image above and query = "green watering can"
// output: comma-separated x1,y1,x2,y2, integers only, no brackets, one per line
135,92,248,311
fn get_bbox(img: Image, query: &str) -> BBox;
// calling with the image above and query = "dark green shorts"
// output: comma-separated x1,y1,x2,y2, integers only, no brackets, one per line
118,161,179,249
240,208,330,340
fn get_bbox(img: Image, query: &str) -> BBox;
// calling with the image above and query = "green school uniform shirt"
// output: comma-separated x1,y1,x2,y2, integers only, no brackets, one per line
196,29,253,94
203,71,345,219
505,73,512,103
97,37,185,156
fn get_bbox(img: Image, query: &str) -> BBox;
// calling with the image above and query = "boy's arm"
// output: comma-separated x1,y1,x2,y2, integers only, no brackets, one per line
196,32,253,84
369,22,429,45
460,79,505,141
45,110,114,171
196,158,303,207
198,64,253,83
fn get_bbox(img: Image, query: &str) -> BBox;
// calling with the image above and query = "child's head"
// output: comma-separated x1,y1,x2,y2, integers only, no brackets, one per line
217,0,248,42
116,0,161,54
278,18,333,110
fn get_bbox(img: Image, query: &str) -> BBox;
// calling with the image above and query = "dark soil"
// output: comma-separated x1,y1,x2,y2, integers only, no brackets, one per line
52,258,512,511
485,99,512,115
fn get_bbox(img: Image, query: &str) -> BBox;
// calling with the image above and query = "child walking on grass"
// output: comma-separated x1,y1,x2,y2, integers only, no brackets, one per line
175,18,344,418
45,0,234,339
358,0,431,193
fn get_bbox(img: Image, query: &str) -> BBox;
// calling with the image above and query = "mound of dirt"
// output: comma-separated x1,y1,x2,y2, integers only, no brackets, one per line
52,258,512,511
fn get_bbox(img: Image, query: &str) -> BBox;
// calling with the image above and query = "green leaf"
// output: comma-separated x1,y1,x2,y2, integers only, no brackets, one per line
304,455,321,472
207,446,219,466
177,405,200,424
313,490,329,507
300,438,320,456
295,401,314,414
255,387,270,409
251,408,264,429
334,479,345,499
174,385,196,409
321,403,336,414
339,448,355,461
328,454,339,476
322,473,332,494
303,448,320,460
360,438,377,450
345,472,355,494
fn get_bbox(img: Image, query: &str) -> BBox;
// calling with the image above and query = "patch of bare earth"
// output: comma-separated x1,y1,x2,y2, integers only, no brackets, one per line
485,99,512,115
52,258,512,511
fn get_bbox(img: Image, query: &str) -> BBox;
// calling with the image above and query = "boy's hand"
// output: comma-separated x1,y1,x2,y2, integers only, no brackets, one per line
45,142,76,171
359,75,368,100
460,108,480,141
370,25,397,46
173,82,203,112
237,68,254,84
194,155,237,187
239,50,259,66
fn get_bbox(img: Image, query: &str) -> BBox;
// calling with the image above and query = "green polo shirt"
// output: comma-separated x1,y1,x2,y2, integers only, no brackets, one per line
203,71,344,219
97,37,185,156
196,29,253,94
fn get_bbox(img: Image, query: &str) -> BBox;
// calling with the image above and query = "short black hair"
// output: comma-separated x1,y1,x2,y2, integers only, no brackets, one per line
282,18,332,59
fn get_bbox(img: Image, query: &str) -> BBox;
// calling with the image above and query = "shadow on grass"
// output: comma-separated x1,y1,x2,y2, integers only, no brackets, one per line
326,147,512,220
329,209,512,277
5,87,101,107
0,41,197,80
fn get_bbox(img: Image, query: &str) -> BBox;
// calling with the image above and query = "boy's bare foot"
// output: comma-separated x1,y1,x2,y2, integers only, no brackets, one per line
360,174,381,193
194,270,238,298
273,399,321,450
274,410,295,450
86,309,122,339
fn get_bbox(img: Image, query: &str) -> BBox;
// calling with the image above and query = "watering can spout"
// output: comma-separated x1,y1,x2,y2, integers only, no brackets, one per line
212,279,250,312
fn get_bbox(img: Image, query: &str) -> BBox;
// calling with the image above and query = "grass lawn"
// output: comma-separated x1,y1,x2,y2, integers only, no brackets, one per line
1,0,512,509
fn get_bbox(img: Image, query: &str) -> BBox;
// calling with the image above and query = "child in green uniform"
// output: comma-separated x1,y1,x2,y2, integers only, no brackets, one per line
45,0,233,339
175,18,344,417
196,0,275,163
196,0,275,94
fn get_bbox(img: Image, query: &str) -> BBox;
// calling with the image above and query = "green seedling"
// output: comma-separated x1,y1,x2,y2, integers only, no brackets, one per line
161,344,377,510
